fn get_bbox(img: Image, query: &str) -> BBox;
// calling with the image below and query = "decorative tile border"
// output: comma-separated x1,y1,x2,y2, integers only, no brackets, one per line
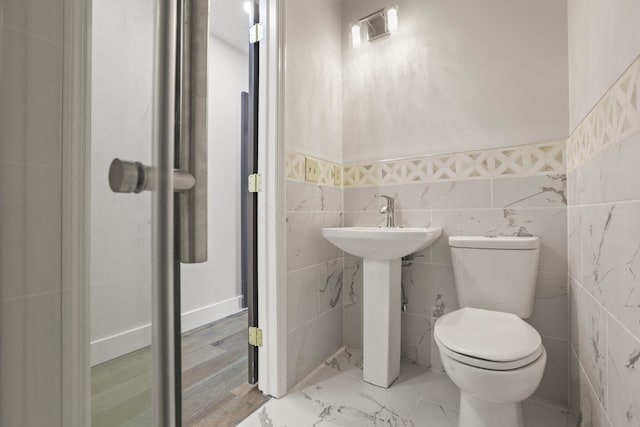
285,152,306,182
342,141,565,188
286,141,565,188
567,55,640,171
286,152,343,187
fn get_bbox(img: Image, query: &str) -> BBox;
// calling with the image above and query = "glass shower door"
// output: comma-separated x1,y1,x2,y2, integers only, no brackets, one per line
89,0,156,422
91,0,188,425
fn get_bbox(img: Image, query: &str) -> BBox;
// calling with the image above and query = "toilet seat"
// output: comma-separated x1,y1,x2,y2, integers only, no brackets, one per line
434,307,543,371
435,334,543,370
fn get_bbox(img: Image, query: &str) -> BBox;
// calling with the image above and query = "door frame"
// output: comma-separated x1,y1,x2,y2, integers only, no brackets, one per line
257,0,288,398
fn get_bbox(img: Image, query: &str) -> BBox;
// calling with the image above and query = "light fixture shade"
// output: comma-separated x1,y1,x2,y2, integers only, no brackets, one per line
351,23,362,48
386,6,398,33
243,1,252,15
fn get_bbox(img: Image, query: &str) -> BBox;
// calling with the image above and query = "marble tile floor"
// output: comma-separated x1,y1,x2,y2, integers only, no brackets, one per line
239,347,570,427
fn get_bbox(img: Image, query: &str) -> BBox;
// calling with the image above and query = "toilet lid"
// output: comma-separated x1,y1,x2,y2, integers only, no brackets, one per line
434,308,542,363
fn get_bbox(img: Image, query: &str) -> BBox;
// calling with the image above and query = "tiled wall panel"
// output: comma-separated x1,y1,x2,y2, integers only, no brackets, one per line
0,0,72,424
286,181,344,387
341,173,568,404
567,54,640,426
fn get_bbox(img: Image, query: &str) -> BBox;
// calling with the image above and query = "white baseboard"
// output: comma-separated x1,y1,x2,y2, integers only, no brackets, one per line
91,295,244,366
180,296,244,333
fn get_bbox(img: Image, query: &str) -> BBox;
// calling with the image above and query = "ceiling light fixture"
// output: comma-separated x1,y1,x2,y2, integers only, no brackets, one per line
349,4,399,48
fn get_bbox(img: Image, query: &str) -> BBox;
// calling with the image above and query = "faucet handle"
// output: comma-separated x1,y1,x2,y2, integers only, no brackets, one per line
379,194,396,228
379,195,394,205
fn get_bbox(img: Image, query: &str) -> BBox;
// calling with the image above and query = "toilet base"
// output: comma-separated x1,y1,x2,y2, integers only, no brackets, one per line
459,392,523,427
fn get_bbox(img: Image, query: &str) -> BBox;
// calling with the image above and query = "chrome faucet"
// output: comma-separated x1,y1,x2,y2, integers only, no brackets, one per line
379,195,395,227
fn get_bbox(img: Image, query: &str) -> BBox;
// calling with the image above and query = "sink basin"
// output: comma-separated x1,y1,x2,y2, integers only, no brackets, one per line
321,226,442,388
321,227,442,260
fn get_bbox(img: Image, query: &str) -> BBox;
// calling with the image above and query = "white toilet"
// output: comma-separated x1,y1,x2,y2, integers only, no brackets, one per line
434,236,546,427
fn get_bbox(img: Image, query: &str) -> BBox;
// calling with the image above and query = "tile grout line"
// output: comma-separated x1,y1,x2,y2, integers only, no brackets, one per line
569,197,640,209
571,345,614,426
572,274,640,344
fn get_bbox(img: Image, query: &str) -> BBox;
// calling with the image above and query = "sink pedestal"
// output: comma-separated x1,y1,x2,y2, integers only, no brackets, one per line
321,226,443,388
362,258,402,388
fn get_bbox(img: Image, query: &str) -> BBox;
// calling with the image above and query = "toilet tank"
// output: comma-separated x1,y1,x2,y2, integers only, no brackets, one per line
449,236,540,318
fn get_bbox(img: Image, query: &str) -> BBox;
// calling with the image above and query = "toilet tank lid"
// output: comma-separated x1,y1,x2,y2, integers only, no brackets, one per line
449,236,539,249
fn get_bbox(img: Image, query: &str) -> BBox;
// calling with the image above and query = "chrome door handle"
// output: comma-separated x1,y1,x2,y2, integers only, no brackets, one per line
179,0,209,264
108,159,196,194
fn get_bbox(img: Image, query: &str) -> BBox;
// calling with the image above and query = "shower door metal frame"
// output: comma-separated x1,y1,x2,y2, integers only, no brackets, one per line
154,0,211,424
152,0,180,425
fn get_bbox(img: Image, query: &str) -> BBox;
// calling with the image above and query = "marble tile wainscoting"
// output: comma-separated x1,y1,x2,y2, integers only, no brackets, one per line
285,141,570,405
286,178,345,389
567,55,640,427
342,171,569,405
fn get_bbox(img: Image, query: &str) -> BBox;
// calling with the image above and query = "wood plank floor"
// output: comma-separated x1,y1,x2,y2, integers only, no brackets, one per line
91,311,269,426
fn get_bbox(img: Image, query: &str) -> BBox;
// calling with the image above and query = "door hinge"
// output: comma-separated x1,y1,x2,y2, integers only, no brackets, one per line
248,173,262,193
248,326,263,347
249,23,264,44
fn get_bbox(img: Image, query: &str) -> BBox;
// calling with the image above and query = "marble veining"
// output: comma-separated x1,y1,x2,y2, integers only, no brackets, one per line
401,315,432,367
606,318,640,427
626,348,640,369
498,174,567,208
433,294,446,319
321,273,343,309
319,260,343,312
343,257,362,307
587,206,615,292
239,348,570,427
302,390,414,426
325,348,364,374
568,207,582,281
571,279,608,409
287,181,343,213
577,365,610,427
581,202,640,339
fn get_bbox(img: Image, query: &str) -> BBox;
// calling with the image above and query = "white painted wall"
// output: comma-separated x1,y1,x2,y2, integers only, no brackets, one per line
568,0,640,130
342,0,569,163
90,0,247,365
285,0,343,163
90,0,154,366
180,36,248,328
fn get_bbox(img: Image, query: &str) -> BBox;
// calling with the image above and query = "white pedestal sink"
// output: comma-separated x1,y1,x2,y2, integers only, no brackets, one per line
321,227,442,388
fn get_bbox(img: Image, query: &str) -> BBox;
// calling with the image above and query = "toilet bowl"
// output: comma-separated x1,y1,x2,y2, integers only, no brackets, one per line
434,307,546,427
441,235,546,426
